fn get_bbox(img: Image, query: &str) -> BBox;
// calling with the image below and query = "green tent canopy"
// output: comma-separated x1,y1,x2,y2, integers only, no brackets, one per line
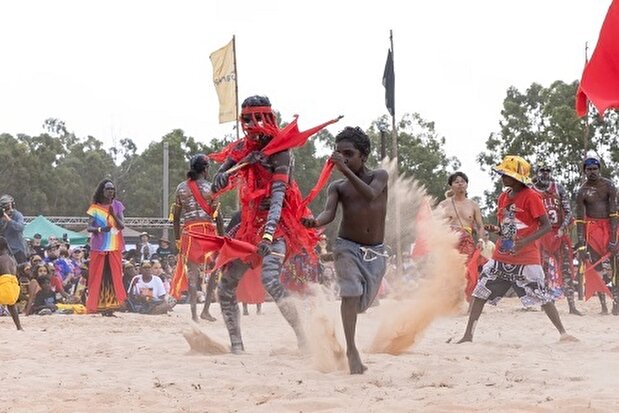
24,215,89,246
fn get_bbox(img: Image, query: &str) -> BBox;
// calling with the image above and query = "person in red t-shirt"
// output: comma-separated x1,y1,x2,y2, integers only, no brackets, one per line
458,156,576,343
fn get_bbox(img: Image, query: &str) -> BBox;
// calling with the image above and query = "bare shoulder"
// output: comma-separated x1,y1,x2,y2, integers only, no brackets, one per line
330,178,347,191
175,181,187,192
370,168,389,180
603,177,617,190
467,198,481,208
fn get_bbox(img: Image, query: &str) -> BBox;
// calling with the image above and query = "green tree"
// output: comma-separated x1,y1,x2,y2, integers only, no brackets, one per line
119,129,213,217
366,113,461,201
477,80,619,213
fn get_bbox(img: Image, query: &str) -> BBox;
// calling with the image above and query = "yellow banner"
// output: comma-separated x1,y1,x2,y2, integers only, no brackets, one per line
210,39,237,123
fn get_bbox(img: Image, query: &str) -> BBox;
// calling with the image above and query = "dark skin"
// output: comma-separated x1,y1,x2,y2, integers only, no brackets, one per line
302,140,388,374
575,164,618,314
130,266,170,314
458,175,574,343
86,182,125,233
172,168,217,322
0,245,23,330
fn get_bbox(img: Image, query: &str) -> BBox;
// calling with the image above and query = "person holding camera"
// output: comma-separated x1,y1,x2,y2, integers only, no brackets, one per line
0,194,27,264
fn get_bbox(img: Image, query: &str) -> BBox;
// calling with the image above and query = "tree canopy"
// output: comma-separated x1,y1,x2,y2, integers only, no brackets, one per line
477,80,619,213
2,111,462,224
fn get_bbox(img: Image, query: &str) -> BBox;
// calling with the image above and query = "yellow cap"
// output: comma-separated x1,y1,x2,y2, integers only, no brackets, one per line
492,155,532,185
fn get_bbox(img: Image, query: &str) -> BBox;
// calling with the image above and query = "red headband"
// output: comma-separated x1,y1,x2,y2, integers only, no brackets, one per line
241,106,273,115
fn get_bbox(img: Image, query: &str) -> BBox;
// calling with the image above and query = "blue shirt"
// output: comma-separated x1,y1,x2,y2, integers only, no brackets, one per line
0,209,26,255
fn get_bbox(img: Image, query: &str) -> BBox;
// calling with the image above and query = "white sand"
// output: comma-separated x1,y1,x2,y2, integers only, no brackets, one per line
2,299,619,413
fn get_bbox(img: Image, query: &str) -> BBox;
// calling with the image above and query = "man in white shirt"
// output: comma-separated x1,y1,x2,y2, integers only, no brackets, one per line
127,260,171,314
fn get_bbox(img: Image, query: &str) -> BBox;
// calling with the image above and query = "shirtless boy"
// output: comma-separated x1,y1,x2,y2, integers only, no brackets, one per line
438,172,484,299
302,126,388,374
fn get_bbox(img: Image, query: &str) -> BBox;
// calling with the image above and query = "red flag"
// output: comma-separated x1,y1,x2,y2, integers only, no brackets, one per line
214,236,258,269
576,0,619,117
262,115,342,156
185,231,258,269
296,160,335,218
584,262,613,300
208,139,250,163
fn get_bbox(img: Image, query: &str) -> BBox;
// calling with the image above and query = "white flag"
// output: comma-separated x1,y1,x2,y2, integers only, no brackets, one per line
210,39,236,123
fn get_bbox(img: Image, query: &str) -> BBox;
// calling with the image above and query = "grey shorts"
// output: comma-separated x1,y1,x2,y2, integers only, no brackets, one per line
333,237,387,313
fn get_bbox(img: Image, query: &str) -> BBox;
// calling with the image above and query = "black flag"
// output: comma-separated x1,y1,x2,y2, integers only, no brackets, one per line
382,49,395,116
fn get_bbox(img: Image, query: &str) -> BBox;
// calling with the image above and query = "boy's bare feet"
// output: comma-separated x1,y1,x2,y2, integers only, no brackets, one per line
559,333,579,343
347,349,367,374
456,334,472,344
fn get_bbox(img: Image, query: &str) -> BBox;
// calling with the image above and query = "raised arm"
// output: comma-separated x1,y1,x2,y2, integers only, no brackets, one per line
331,150,388,202
301,182,341,228
109,203,124,230
211,158,238,193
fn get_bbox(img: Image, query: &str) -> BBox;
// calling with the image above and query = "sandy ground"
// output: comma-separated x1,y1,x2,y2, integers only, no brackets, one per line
1,298,619,413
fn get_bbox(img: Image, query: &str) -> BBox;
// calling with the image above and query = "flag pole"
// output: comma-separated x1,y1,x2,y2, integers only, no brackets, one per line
583,41,590,160
232,35,241,209
232,35,240,140
579,41,590,301
388,29,403,278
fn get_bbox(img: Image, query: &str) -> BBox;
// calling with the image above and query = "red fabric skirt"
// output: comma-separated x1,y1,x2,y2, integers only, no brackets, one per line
86,250,126,313
236,266,265,304
170,221,216,299
584,217,611,257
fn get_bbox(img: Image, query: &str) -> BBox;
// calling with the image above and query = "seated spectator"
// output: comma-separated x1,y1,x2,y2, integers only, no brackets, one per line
151,260,172,294
31,233,45,258
126,260,172,314
24,265,46,315
35,263,72,303
56,249,75,285
32,276,57,315
29,254,43,267
156,238,173,260
72,264,88,304
165,254,177,277
16,262,32,313
122,261,137,292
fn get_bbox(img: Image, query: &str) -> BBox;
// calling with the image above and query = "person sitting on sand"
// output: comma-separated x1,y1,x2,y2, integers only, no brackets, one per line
126,260,172,315
32,276,58,315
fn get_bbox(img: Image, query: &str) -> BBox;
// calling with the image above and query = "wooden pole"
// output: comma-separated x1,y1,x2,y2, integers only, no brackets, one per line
389,30,403,278
578,41,590,301
232,35,240,140
232,35,240,210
